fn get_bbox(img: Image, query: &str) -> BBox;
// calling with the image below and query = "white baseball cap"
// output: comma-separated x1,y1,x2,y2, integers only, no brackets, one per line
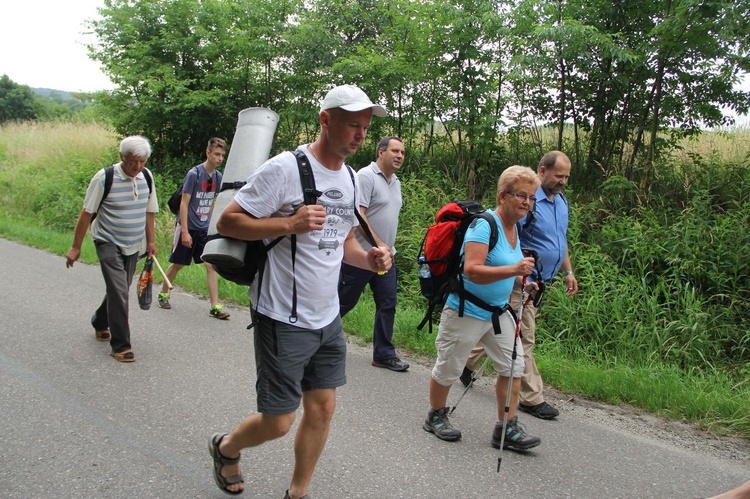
320,85,387,117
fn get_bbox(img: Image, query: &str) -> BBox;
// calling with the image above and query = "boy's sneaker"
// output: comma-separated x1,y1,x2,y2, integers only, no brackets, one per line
209,304,230,320
491,416,541,451
423,407,462,441
518,401,559,420
157,292,171,309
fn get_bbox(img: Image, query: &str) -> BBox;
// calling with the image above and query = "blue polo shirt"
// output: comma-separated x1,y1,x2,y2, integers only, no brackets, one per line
518,187,569,282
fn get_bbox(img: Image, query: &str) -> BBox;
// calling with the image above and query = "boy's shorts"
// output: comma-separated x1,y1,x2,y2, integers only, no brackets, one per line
169,225,208,265
253,312,347,414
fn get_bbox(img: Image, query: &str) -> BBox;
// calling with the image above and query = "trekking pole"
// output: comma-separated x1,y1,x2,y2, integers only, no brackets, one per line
449,356,491,415
497,275,528,472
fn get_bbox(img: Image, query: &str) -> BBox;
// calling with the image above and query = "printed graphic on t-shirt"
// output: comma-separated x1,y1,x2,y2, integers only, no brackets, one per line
310,187,356,257
194,180,216,223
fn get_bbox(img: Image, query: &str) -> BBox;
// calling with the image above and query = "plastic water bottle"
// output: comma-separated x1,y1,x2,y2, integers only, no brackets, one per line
418,256,433,297
418,256,432,279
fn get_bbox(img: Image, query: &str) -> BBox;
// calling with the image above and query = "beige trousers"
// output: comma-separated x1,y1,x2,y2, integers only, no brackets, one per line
466,281,544,405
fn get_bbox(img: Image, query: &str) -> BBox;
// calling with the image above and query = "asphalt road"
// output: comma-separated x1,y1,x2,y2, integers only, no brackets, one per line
0,237,747,498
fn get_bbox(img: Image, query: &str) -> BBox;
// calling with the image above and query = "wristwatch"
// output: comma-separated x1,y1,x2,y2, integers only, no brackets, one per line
563,270,574,276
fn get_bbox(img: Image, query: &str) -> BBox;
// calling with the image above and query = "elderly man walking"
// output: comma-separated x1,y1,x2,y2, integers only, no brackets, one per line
66,135,158,363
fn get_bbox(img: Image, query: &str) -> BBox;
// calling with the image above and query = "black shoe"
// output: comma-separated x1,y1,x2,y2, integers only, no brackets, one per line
423,407,462,441
372,357,409,372
491,416,541,451
283,490,310,499
518,401,559,420
460,366,474,387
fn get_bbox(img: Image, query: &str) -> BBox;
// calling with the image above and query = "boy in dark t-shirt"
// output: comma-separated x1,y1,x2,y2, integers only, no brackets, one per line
158,137,230,319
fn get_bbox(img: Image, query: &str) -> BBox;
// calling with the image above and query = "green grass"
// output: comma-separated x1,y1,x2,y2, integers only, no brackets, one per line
341,290,437,357
541,354,750,436
0,214,99,260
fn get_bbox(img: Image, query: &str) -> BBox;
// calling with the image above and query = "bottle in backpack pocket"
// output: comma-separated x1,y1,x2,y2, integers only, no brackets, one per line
418,256,434,297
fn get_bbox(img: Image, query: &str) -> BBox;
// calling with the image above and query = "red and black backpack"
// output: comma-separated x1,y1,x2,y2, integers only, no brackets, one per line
416,200,506,334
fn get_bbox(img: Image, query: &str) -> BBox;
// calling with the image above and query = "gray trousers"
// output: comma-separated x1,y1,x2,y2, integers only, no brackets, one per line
91,241,139,353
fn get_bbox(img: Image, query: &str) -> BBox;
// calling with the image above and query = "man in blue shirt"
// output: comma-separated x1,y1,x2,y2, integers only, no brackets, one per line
463,151,579,420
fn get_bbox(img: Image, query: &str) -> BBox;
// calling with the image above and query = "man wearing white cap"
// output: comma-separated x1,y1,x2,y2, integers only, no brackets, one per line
208,85,391,499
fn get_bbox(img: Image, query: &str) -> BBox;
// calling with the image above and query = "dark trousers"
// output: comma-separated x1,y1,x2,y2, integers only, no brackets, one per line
338,262,398,361
91,241,139,353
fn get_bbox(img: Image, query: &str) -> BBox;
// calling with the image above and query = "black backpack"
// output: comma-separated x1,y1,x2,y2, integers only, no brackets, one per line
416,200,510,334
209,150,377,324
91,165,153,222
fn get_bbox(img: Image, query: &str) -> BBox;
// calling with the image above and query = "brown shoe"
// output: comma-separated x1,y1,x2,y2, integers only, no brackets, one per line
95,329,111,342
110,349,135,363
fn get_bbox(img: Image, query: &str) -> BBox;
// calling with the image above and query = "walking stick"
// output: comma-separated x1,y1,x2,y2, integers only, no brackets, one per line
497,274,530,472
152,255,173,290
449,356,491,415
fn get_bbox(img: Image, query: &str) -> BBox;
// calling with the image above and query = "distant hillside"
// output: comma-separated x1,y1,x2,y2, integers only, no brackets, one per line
32,88,77,100
30,87,94,117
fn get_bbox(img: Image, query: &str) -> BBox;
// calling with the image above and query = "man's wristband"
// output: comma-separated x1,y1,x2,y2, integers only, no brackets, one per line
563,270,574,276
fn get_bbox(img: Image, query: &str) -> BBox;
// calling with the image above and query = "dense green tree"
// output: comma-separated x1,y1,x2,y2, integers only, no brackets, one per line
0,75,37,122
505,0,750,190
88,0,302,163
87,0,749,192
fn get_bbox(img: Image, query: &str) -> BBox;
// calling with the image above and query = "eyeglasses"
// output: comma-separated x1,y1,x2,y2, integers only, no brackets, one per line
206,177,213,191
506,191,537,203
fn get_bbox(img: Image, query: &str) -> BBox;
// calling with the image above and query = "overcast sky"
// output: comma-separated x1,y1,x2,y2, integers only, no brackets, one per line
1,0,115,92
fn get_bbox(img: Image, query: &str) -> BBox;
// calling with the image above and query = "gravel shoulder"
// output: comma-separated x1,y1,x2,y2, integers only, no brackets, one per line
544,389,750,466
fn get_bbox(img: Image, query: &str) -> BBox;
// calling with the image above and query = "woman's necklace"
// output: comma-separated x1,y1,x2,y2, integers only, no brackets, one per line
496,208,517,247
505,225,517,247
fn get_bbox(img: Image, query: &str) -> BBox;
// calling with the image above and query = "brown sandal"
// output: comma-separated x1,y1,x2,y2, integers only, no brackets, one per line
95,329,111,342
110,349,135,363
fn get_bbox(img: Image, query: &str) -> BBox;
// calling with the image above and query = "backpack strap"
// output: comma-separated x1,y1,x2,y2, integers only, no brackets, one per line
142,168,154,196
93,165,153,223
100,165,153,207
99,166,115,211
342,165,379,248
294,150,321,205
256,151,377,325
287,153,312,322
453,212,506,334
457,281,512,336
91,166,115,223
265,151,321,324
476,211,499,252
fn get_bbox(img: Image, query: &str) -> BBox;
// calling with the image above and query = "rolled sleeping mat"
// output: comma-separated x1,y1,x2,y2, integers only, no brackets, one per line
201,107,279,267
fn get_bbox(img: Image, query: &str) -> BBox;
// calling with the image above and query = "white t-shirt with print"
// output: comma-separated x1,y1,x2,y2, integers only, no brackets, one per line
234,146,360,329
